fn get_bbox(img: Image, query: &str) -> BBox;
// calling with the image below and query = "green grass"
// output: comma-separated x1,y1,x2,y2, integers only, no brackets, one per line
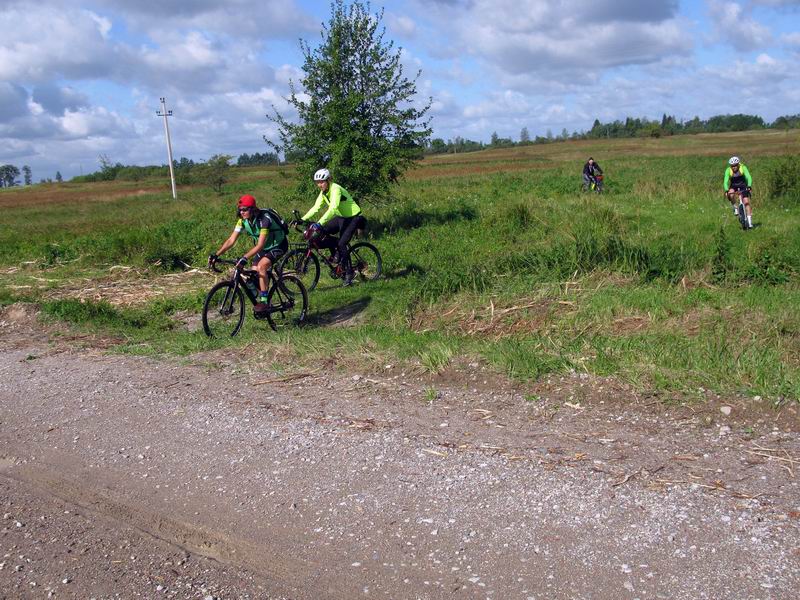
2,131,800,402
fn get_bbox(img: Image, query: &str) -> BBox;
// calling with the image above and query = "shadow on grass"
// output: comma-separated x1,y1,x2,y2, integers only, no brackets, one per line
382,263,426,281
308,296,372,327
367,202,477,240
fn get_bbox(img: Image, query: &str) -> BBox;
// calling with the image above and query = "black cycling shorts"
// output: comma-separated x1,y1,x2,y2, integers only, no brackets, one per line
253,239,288,264
731,186,751,199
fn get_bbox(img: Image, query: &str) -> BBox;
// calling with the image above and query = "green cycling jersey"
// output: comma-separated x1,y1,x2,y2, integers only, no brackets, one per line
234,209,285,251
724,164,752,190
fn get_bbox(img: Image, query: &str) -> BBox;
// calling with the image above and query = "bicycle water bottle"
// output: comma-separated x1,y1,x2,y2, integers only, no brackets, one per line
245,276,259,298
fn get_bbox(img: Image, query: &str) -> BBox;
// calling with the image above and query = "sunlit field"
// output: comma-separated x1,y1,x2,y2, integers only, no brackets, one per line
2,129,799,402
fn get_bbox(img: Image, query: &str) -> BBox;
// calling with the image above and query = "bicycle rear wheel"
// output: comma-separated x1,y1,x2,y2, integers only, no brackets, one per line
349,242,382,282
279,248,321,291
266,274,308,332
202,281,245,337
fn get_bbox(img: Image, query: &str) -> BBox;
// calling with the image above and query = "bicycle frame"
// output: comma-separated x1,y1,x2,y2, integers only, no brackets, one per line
204,257,307,336
289,213,349,274
733,190,750,228
212,259,288,313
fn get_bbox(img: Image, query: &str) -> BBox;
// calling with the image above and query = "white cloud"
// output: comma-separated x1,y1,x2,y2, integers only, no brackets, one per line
31,84,90,115
782,31,800,45
98,0,315,39
387,13,417,38
0,6,115,82
416,0,691,90
87,10,112,39
706,1,773,51
58,106,133,140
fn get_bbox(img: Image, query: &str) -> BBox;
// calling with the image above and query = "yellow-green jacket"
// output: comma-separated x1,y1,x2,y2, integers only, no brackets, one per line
724,165,752,190
302,182,361,225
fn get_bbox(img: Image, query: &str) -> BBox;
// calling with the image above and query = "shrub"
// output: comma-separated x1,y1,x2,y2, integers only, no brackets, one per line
763,156,800,203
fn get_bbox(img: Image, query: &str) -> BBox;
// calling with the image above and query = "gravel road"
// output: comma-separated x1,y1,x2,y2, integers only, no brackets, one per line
1,304,799,599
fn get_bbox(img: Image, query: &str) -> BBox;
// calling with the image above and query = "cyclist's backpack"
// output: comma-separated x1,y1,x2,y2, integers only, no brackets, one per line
264,208,289,235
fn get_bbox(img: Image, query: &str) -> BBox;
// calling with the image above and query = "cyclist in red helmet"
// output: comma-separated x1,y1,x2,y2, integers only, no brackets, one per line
208,194,288,312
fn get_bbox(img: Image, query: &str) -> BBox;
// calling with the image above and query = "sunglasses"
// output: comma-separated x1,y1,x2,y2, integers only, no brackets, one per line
238,206,252,212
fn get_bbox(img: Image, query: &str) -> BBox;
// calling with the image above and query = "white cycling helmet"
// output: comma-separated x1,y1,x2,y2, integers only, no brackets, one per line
313,168,331,181
728,156,740,166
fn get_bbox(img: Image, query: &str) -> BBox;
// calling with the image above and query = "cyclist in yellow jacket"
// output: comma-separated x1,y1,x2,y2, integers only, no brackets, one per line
301,168,366,285
724,156,753,229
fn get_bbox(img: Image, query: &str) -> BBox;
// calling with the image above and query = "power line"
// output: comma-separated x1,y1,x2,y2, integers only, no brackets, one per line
156,97,177,200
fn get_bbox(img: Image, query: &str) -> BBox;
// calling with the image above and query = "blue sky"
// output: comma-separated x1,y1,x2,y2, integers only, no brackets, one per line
1,0,799,180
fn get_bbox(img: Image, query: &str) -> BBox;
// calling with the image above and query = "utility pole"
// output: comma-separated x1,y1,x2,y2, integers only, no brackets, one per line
156,97,177,200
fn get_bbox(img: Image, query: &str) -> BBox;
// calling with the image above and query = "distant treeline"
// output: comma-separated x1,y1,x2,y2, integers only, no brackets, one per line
424,113,800,155
0,164,60,187
3,113,798,186
0,152,280,187
69,151,279,184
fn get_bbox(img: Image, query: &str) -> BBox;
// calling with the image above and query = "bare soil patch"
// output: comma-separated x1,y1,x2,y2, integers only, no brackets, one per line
5,265,215,307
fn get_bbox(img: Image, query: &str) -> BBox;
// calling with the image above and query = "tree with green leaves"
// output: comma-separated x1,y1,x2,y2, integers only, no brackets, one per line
0,164,20,188
268,0,431,201
199,154,232,194
520,127,530,144
55,171,63,183
22,165,32,185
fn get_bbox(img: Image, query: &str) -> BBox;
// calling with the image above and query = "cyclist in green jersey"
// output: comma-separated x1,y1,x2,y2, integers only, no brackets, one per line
208,194,288,312
724,156,753,229
301,168,366,286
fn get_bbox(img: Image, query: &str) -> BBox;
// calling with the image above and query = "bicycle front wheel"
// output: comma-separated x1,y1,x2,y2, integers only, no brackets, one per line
280,248,321,291
202,281,245,337
266,274,308,332
349,242,382,282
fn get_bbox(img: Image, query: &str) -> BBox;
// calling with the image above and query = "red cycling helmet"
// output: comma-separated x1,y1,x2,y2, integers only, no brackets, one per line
238,194,257,208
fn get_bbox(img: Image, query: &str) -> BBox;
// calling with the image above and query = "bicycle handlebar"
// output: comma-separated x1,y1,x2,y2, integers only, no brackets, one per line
290,209,309,232
209,257,243,274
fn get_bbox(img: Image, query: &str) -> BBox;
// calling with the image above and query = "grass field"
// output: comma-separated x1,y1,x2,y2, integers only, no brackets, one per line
2,129,800,402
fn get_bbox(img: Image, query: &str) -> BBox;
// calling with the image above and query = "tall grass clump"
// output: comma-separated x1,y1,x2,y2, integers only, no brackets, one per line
762,155,800,204
710,226,732,282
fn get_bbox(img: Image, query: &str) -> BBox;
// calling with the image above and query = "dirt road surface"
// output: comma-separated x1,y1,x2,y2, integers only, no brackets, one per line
1,305,799,599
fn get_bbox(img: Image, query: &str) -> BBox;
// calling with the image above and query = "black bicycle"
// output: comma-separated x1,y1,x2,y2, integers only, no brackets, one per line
202,258,308,337
278,210,382,291
730,189,751,231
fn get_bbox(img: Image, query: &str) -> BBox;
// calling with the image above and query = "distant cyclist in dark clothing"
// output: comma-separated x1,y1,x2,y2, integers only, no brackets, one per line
582,157,603,191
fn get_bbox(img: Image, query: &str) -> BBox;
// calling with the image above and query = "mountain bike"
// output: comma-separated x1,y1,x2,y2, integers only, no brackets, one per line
728,188,751,231
582,174,603,193
277,210,382,292
202,258,308,337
